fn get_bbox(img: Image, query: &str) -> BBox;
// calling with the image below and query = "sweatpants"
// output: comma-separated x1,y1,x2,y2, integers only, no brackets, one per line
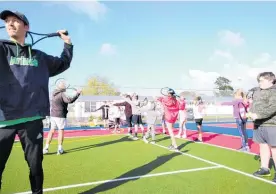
235,118,248,148
0,119,44,194
144,124,155,140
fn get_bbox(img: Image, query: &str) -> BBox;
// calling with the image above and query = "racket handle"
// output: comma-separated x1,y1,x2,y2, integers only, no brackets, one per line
47,31,69,37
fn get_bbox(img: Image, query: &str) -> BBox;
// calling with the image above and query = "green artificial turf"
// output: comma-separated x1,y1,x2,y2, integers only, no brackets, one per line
1,134,275,194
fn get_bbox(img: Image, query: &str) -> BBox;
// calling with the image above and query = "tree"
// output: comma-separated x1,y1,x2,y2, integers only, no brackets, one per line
81,75,120,96
214,76,234,97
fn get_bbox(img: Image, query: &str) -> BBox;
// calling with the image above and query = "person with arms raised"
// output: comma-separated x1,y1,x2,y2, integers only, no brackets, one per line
0,10,73,193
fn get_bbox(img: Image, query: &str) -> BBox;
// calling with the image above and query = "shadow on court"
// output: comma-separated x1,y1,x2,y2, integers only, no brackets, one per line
178,141,194,150
79,151,186,194
155,136,171,143
46,136,132,155
203,133,221,141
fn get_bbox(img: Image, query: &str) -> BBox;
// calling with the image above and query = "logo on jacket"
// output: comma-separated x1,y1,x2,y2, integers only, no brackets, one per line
10,56,38,67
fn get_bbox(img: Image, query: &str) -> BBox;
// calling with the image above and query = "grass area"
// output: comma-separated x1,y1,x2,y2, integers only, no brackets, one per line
2,134,276,194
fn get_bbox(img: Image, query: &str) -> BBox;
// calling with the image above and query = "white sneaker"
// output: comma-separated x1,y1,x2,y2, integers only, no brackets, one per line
57,149,64,155
150,141,156,144
175,134,181,138
132,136,139,140
43,148,49,155
182,134,187,139
143,137,149,144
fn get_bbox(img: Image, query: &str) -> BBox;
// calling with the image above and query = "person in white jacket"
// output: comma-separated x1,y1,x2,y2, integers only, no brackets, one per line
109,104,122,133
143,100,160,144
192,96,206,142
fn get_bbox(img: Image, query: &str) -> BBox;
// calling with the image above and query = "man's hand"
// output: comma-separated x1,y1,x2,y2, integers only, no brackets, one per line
57,30,71,45
77,89,82,94
246,112,258,120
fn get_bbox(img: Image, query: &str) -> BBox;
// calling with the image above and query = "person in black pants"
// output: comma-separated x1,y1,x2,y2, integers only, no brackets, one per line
92,101,110,128
0,10,73,193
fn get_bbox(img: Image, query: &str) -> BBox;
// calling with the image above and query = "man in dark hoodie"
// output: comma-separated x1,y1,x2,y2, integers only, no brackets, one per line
247,72,276,183
43,80,81,155
0,10,73,193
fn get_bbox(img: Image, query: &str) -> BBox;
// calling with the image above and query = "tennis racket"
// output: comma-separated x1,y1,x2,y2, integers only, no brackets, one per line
0,26,68,46
160,87,180,97
54,78,79,98
238,102,248,123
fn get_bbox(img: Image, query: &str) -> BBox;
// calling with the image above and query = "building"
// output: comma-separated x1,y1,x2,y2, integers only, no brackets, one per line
71,95,234,119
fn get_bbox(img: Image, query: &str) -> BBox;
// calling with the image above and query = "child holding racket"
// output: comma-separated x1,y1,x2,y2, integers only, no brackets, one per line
220,89,250,151
192,96,205,142
127,93,147,140
109,103,122,133
157,88,185,151
143,100,160,144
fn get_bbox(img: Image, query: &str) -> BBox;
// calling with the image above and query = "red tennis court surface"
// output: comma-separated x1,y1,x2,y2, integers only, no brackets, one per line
206,123,254,129
15,126,259,155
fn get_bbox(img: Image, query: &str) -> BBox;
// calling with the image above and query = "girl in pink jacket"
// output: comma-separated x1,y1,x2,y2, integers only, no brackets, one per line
157,89,185,151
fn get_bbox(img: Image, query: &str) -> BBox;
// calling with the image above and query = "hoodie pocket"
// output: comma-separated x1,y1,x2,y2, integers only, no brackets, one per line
0,83,24,119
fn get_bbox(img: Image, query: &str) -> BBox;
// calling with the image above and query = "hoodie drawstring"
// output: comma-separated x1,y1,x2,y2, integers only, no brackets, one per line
28,46,32,59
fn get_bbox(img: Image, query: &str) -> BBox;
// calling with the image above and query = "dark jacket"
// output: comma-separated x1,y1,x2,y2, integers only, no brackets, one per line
0,39,73,121
113,101,132,117
50,89,80,118
250,84,276,127
94,105,110,119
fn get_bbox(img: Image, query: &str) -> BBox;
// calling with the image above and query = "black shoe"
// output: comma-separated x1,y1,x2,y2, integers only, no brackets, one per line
273,173,276,183
253,168,271,177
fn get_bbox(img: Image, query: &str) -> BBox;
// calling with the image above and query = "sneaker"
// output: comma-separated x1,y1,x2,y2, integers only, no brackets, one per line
253,168,271,177
238,146,248,152
143,137,149,144
272,173,276,183
132,136,139,141
182,134,187,139
43,148,49,155
168,145,179,152
57,149,64,155
150,141,156,144
194,138,202,143
175,134,181,138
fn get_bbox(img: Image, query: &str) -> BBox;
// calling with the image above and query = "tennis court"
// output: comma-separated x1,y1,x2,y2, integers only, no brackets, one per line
2,122,276,194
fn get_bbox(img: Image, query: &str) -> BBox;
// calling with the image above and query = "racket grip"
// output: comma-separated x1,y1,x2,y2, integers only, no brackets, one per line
47,31,69,37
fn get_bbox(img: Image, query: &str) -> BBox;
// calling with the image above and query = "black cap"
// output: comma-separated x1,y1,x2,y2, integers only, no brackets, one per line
0,10,29,25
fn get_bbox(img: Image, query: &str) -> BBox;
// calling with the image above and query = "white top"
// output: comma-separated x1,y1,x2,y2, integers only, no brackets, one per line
179,110,187,121
192,104,204,119
109,106,121,119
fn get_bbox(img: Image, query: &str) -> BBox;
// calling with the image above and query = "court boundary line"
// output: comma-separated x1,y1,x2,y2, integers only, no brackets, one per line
13,166,222,194
152,143,276,186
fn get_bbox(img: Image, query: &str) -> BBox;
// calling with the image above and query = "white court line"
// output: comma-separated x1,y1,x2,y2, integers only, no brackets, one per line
152,143,276,186
14,166,221,194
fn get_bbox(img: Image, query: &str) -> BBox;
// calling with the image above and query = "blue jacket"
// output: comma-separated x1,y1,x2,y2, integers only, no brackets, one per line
0,40,73,121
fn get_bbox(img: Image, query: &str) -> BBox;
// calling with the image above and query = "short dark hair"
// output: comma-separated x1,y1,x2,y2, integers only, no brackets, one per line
257,72,275,83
